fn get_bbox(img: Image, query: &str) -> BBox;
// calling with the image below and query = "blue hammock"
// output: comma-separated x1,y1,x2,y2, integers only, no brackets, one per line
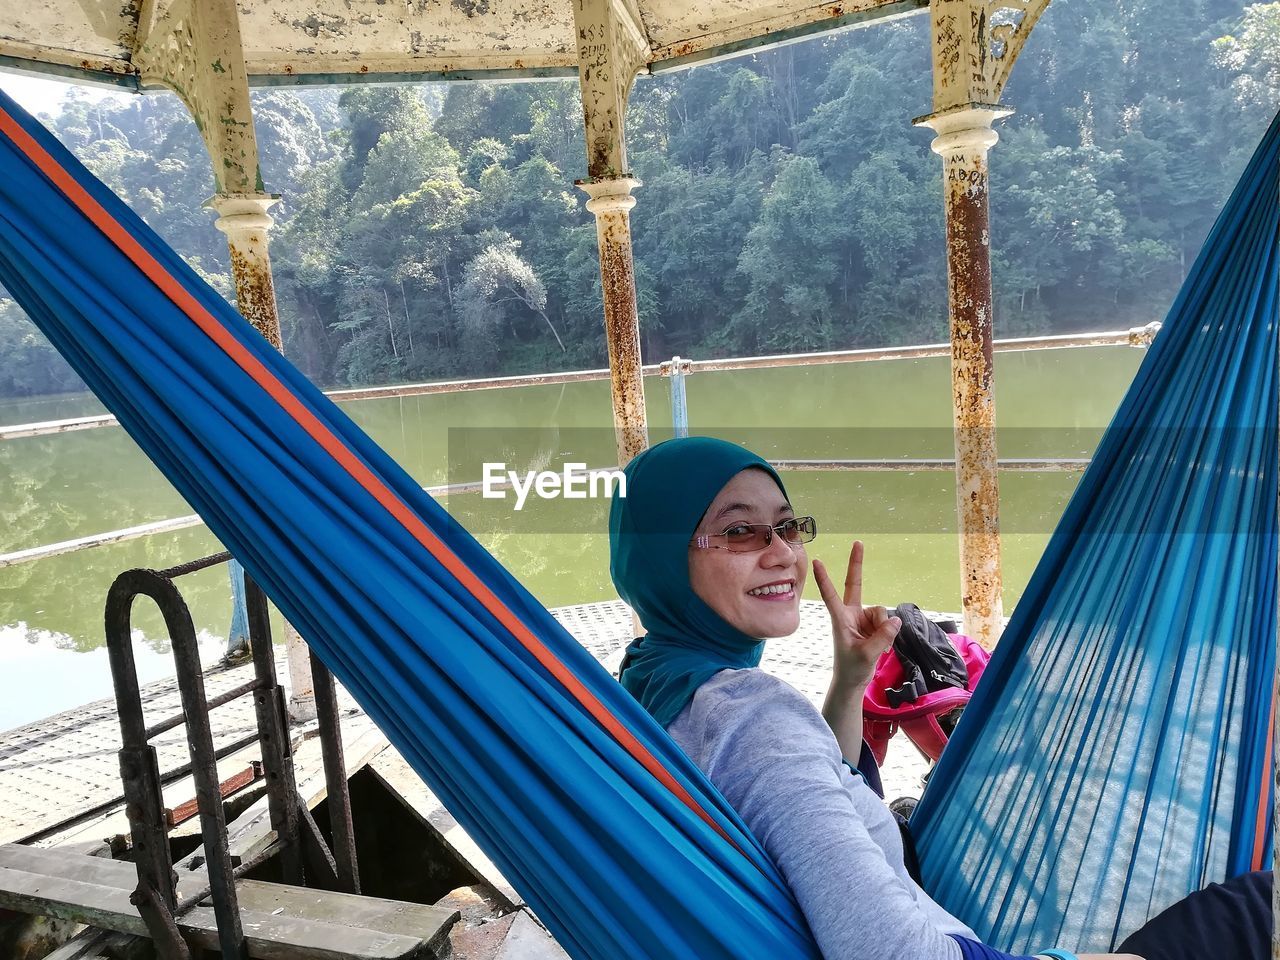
0,90,819,960
0,83,1274,957
912,115,1279,952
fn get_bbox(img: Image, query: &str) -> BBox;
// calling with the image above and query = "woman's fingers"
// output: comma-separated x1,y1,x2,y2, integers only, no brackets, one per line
843,540,863,608
811,558,844,614
876,615,902,650
821,547,899,657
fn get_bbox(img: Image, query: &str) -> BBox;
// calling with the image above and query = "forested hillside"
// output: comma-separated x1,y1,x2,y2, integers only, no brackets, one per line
1,0,1277,397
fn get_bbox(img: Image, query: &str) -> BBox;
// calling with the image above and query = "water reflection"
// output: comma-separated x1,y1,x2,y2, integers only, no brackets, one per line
0,621,225,732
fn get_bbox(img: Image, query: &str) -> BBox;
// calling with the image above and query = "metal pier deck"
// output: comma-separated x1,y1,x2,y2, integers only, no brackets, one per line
0,599,931,849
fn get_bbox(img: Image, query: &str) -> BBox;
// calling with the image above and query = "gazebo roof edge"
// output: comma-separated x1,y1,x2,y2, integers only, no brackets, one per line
0,0,926,94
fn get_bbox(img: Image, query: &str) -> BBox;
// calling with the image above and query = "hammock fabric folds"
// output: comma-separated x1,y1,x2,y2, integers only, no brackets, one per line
912,112,1280,953
0,91,823,960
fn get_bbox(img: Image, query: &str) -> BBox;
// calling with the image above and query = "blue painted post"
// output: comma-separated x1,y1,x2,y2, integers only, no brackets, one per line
669,356,689,438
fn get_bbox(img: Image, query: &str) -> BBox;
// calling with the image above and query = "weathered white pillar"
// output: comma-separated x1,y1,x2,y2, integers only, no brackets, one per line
571,0,651,468
134,0,314,717
578,178,648,464
917,105,1009,649
915,0,1048,649
209,194,284,347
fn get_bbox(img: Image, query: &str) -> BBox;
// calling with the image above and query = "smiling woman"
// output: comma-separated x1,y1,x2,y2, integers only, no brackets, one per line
687,469,815,639
607,436,1153,960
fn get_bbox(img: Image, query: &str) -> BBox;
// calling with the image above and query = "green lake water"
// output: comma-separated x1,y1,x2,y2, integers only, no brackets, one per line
0,346,1142,731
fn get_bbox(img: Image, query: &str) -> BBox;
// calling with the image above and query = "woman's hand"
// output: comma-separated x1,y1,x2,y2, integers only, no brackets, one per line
813,540,901,691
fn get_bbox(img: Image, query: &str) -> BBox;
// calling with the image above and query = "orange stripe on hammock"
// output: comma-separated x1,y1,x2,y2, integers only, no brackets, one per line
0,103,751,864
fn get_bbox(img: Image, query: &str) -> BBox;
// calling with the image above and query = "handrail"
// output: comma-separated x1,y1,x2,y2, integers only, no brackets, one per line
1,329,1151,566
0,324,1158,441
654,325,1160,377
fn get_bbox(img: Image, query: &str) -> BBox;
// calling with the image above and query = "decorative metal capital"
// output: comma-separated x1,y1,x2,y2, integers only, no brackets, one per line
206,192,281,237
913,102,1015,158
576,176,642,217
927,0,1051,112
572,0,652,181
132,0,265,197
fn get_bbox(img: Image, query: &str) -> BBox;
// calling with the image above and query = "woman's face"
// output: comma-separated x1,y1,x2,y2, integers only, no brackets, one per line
687,467,808,639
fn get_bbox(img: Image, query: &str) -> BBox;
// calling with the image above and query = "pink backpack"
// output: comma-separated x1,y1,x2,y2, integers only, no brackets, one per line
862,631,990,765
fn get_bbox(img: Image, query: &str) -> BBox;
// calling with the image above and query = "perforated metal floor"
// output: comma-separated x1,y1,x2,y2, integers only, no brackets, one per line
0,599,931,845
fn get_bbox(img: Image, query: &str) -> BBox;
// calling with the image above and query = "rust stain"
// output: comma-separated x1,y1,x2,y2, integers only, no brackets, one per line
940,145,1002,649
828,5,845,17
359,64,369,73
588,133,616,181
593,208,648,464
226,234,283,350
81,58,129,74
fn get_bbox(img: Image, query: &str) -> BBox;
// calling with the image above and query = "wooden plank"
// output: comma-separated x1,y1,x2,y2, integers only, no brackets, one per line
41,927,140,960
1,845,455,950
231,879,456,953
180,904,433,960
0,845,136,889
0,864,148,936
367,750,520,911
166,763,260,828
0,849,457,960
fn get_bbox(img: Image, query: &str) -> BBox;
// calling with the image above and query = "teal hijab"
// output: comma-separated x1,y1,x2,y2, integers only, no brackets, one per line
609,436,789,727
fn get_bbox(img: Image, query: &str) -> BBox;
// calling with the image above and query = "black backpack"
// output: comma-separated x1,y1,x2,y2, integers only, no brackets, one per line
884,602,969,708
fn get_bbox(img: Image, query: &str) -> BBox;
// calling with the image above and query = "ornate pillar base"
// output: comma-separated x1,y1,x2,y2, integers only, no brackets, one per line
208,192,283,348
578,177,649,467
916,104,1012,649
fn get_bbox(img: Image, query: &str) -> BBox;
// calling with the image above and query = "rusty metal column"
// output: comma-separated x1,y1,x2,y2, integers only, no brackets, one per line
914,0,1050,648
209,195,283,346
572,0,652,467
134,0,315,716
918,106,1009,648
578,178,648,463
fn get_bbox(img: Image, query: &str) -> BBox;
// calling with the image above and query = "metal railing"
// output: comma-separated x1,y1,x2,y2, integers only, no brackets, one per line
0,326,1156,570
106,552,359,959
0,324,1159,443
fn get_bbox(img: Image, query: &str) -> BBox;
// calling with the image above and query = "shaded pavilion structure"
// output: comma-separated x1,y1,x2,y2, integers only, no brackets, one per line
0,0,1052,652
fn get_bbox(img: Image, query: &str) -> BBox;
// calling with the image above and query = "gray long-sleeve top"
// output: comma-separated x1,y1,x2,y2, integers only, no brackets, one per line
666,667,976,960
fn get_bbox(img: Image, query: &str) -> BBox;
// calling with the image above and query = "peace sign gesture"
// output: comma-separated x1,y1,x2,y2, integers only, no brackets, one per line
812,540,901,690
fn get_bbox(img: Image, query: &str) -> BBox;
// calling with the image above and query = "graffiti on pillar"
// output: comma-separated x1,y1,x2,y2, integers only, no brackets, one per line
935,13,962,92
930,0,1050,110
572,0,650,180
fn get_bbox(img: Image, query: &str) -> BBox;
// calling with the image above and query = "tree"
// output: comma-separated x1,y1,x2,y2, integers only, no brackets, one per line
730,155,845,354
1214,3,1280,113
457,239,565,371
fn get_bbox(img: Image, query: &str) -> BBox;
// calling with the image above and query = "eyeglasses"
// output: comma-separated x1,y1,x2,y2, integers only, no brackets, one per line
690,516,817,553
